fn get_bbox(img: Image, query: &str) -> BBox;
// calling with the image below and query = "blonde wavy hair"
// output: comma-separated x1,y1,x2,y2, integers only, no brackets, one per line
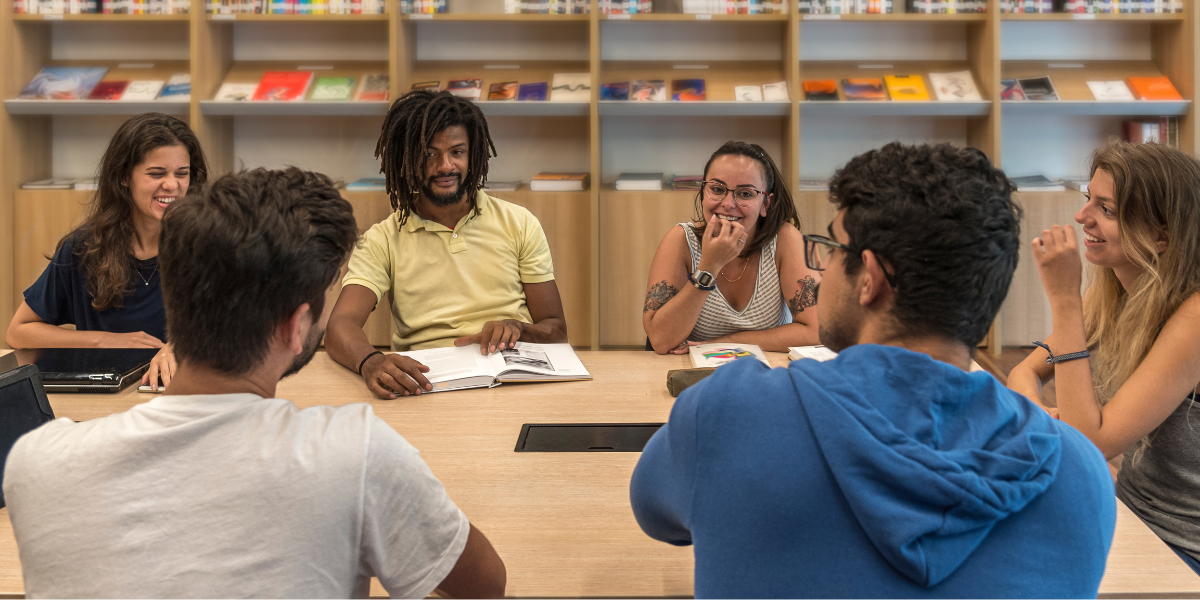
1084,141,1200,457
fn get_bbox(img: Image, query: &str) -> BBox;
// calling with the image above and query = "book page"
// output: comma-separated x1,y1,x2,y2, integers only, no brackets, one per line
688,343,771,368
788,345,838,362
493,343,591,380
395,346,496,384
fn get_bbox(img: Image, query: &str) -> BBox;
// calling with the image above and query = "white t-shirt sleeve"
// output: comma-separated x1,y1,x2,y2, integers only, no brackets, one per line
359,417,470,599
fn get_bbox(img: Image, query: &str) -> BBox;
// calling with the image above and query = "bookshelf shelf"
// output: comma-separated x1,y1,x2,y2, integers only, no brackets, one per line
598,100,792,116
799,100,992,116
198,100,390,115
603,12,789,20
475,101,590,116
800,12,987,20
400,12,589,19
1000,99,1191,115
3,99,190,115
13,12,189,20
206,13,389,20
999,12,1185,20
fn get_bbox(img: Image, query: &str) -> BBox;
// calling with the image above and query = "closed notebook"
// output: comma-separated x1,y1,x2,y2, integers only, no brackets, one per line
842,78,888,101
883,75,930,101
631,79,666,101
929,70,982,101
1126,76,1183,100
803,79,839,101
252,71,313,101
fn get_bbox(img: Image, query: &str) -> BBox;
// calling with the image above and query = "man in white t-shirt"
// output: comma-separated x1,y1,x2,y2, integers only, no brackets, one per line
2,167,506,598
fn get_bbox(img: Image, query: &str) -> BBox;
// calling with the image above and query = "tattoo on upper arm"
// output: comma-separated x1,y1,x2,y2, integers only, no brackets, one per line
788,275,818,316
644,280,680,313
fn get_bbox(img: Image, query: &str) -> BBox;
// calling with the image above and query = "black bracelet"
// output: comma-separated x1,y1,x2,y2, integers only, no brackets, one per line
357,350,383,376
1032,340,1091,364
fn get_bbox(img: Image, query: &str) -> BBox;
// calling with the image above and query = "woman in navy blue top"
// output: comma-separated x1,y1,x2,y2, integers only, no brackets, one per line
5,113,209,389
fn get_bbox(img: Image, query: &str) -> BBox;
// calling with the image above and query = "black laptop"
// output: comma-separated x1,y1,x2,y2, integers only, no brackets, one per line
0,363,56,508
14,348,157,393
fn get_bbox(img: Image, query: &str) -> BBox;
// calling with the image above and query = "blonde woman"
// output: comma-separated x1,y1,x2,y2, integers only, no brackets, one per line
1008,141,1200,573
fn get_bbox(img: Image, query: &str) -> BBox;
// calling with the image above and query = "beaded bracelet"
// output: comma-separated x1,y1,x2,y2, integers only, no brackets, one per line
357,350,381,372
1032,340,1091,364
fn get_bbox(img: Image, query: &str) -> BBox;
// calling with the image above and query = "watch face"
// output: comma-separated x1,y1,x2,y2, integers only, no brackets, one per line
696,271,714,286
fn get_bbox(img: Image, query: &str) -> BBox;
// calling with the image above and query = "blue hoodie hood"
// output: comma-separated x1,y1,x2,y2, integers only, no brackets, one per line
789,344,1062,588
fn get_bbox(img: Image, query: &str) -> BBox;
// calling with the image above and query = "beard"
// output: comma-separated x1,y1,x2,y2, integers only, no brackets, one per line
281,322,323,379
817,284,861,354
421,172,467,207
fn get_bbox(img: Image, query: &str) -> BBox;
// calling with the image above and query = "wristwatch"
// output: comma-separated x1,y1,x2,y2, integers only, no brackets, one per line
687,270,716,291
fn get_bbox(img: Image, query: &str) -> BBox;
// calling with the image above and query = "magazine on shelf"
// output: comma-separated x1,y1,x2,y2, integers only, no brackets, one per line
761,81,789,101
21,177,90,190
411,80,441,92
447,78,483,100
631,79,666,101
488,81,519,101
1010,175,1066,192
1017,76,1058,101
689,343,770,369
615,173,664,191
483,181,521,191
529,172,589,191
357,74,390,101
929,70,982,101
158,74,191,101
600,81,630,101
734,85,763,101
671,79,706,101
883,74,930,101
18,67,108,100
87,80,129,100
393,343,591,393
1126,76,1183,100
1087,80,1136,101
122,80,165,101
518,82,548,101
214,82,257,101
550,73,591,101
252,71,314,101
842,78,888,101
1000,79,1026,101
308,77,356,101
803,80,839,101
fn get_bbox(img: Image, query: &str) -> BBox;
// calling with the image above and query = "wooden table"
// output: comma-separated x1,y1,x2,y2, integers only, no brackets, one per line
1,351,1197,598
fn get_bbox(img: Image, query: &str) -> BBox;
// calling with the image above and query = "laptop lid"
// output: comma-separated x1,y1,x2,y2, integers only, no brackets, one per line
16,348,157,392
0,364,55,508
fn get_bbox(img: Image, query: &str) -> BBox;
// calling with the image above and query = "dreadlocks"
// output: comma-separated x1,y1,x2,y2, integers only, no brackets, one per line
375,90,497,224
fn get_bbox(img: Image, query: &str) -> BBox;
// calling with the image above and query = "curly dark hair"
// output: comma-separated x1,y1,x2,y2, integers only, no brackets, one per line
63,112,208,311
691,140,800,258
160,167,358,374
375,90,497,224
828,142,1021,346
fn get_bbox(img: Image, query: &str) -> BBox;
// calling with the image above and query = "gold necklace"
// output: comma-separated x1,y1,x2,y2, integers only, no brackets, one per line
720,255,751,283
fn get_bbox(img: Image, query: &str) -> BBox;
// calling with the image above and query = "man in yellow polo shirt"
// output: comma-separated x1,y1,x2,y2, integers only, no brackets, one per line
326,90,568,399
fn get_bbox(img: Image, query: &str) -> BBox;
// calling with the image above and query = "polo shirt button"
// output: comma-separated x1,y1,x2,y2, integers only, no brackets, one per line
452,233,458,238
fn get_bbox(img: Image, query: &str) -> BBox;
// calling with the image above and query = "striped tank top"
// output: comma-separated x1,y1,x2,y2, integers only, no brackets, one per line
681,222,790,342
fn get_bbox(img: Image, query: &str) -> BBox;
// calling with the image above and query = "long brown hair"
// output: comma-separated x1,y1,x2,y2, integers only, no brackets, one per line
691,141,799,257
376,90,496,224
60,113,209,311
1083,141,1200,456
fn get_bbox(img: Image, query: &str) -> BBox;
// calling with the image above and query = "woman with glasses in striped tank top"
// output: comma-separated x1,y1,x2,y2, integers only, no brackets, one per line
643,141,821,354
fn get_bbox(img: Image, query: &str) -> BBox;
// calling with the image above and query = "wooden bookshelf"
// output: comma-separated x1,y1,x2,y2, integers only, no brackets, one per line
1,0,1197,355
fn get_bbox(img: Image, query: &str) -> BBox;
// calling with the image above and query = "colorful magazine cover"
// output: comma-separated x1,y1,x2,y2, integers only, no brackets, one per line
447,78,483,100
631,80,666,101
803,79,839,101
87,80,128,100
411,80,440,92
488,81,518,101
357,74,390,101
1018,76,1058,101
518,82,548,100
1000,79,1026,100
842,78,888,101
252,71,313,101
600,81,630,101
308,77,357,101
671,79,706,101
19,67,109,100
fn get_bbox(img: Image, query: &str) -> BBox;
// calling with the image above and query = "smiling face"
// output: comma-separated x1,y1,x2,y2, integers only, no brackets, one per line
421,125,469,207
1076,168,1133,274
128,144,190,229
701,154,772,240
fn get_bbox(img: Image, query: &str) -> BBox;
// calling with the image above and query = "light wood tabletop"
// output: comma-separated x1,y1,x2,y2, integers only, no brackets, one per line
0,350,1197,598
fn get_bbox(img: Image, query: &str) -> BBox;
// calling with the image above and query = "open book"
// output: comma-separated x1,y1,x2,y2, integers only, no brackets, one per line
395,342,591,393
689,343,770,368
788,345,838,362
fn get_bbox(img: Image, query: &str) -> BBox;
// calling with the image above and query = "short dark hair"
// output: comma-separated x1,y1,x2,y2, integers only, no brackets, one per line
828,142,1021,346
159,167,358,374
691,141,800,257
376,90,496,224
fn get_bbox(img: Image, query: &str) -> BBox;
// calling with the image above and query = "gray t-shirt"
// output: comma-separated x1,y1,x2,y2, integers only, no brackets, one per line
1117,392,1200,561
3,393,469,598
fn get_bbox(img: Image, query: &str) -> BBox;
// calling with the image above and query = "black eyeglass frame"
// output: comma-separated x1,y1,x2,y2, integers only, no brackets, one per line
700,180,767,208
802,234,851,272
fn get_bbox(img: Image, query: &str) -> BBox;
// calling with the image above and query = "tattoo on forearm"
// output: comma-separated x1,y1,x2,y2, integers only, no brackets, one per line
644,280,680,313
788,276,818,316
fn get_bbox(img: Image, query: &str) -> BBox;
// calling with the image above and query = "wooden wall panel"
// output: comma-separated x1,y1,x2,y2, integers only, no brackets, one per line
13,190,91,310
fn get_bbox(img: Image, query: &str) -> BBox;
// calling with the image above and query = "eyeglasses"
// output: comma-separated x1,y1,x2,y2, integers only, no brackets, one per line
802,234,851,271
702,181,765,208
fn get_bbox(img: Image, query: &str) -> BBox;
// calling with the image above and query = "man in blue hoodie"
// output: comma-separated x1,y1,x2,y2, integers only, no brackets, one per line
630,142,1117,598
